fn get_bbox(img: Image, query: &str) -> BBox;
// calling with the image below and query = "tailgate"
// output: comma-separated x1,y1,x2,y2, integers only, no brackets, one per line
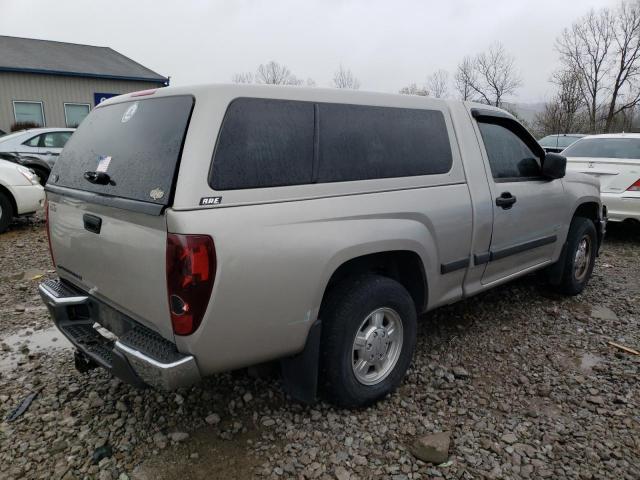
47,195,174,339
44,94,194,340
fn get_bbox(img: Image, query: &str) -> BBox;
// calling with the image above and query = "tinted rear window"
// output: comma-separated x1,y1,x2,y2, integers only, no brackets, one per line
562,138,640,159
317,104,451,182
210,98,452,190
211,98,314,190
50,95,193,205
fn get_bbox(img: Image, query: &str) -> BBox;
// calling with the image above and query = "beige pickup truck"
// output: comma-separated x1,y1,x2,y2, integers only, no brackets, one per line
39,84,605,407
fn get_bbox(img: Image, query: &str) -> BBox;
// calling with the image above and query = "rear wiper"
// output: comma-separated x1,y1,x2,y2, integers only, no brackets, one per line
83,171,111,185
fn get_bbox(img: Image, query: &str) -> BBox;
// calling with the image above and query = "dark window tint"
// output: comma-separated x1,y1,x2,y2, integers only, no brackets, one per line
317,104,452,183
562,137,640,159
478,122,542,179
51,95,193,205
211,98,314,190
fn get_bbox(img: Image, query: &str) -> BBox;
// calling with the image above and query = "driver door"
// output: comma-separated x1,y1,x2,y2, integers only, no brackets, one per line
474,113,567,285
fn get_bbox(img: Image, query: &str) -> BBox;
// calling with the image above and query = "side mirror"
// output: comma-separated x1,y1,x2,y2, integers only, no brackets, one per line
542,152,566,179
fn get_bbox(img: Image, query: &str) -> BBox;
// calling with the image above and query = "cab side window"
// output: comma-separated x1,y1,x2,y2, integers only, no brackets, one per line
478,122,542,180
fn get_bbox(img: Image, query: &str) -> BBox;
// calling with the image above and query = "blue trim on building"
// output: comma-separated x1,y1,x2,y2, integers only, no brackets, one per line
0,66,169,85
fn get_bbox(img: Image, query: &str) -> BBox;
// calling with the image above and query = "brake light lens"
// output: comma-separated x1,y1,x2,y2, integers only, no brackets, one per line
130,89,157,97
627,179,640,191
45,200,55,267
166,234,216,335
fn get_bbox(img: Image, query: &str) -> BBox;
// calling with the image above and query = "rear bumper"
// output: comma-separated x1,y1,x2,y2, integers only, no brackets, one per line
38,278,201,390
602,191,640,222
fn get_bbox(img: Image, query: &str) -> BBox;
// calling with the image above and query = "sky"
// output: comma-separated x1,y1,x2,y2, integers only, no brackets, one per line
0,0,618,103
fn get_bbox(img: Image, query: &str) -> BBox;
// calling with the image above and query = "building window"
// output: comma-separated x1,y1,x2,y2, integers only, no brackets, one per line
13,101,45,127
64,103,91,128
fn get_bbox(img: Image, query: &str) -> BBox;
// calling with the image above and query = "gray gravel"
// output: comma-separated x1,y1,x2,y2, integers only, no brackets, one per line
0,218,639,480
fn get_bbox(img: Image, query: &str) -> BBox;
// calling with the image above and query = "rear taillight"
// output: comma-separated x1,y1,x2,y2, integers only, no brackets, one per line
627,179,640,191
45,200,55,267
166,234,216,336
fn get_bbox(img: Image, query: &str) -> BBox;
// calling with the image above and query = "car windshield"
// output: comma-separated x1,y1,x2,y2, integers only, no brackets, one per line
562,137,640,159
539,135,582,148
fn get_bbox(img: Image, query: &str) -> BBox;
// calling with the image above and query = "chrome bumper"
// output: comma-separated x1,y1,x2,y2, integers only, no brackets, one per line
38,279,200,390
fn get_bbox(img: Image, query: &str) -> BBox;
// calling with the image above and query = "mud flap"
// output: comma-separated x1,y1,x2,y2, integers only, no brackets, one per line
280,320,321,404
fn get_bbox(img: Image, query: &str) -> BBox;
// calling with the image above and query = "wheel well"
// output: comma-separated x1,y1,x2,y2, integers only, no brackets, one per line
0,185,17,215
323,251,427,312
573,202,602,244
574,202,599,223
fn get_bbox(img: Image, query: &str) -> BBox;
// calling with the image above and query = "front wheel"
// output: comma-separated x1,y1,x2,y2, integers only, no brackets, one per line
552,217,598,295
320,275,417,408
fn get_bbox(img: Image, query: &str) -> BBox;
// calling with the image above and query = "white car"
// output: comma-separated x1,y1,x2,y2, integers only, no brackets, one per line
0,128,74,184
0,159,45,232
564,133,640,224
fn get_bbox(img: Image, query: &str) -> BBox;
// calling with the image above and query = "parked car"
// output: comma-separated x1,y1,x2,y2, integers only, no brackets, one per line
0,128,74,185
538,133,586,153
38,85,604,407
0,159,45,232
564,133,640,224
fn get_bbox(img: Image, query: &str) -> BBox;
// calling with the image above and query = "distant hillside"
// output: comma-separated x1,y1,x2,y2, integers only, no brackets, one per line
504,102,547,125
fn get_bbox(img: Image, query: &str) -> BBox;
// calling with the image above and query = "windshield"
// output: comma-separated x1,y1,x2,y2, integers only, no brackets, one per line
539,135,582,148
562,137,640,159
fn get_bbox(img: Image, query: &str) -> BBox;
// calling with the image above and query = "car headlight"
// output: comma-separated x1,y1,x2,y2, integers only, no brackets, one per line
16,165,40,185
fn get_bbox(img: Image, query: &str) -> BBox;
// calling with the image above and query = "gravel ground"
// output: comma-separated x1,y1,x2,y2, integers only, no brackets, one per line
0,218,638,480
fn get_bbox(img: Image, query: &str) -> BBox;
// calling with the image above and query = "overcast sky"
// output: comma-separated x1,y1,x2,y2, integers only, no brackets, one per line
1,0,618,103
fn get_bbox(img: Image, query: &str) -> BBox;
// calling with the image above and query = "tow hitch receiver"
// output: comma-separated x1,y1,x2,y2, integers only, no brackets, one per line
74,350,98,373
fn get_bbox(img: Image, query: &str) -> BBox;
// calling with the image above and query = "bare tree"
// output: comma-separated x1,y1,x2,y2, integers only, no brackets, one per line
399,83,429,96
473,43,522,106
255,61,303,85
604,1,640,131
557,8,614,132
332,65,361,89
454,56,476,101
427,70,449,98
232,72,254,84
454,44,521,106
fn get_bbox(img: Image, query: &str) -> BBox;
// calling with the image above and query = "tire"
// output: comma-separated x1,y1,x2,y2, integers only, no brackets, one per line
30,166,49,186
320,274,417,408
552,217,598,295
0,192,14,233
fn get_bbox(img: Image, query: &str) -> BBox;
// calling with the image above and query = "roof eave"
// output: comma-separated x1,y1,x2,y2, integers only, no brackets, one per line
0,66,169,85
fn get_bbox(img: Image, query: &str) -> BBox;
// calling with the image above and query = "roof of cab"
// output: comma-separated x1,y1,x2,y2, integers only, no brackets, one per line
98,83,464,110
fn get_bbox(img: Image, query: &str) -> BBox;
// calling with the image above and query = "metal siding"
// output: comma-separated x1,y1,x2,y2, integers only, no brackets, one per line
0,72,163,132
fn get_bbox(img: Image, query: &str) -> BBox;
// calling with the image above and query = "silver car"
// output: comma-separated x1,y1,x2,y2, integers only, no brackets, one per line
0,128,74,184
39,85,604,407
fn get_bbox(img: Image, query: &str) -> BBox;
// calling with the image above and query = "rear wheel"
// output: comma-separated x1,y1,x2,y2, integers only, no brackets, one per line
320,275,417,408
552,217,597,295
0,192,14,233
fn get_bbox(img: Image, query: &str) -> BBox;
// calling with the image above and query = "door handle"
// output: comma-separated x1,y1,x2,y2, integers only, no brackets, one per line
496,192,517,210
